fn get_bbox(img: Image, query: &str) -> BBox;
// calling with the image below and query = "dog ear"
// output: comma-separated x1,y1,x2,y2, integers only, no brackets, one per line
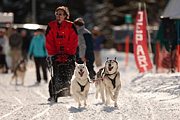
115,57,117,61
83,62,86,66
101,68,105,77
106,57,109,61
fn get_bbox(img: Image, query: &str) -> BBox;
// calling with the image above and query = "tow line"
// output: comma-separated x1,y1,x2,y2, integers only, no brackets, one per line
89,78,104,83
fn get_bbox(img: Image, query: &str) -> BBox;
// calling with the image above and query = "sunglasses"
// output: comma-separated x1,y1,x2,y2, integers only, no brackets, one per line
55,13,64,16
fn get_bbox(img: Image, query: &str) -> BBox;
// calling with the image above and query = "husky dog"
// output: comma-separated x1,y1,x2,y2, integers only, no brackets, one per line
103,57,121,107
71,62,90,108
95,67,105,103
10,59,27,85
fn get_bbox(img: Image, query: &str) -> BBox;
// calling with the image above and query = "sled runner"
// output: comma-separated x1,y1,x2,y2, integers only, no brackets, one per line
47,53,75,102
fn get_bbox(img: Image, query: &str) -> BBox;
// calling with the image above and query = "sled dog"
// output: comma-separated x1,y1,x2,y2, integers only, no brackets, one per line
103,57,121,107
71,62,90,108
10,59,27,85
95,67,105,103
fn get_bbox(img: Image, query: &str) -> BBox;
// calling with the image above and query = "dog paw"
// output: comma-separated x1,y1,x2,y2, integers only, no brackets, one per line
78,103,81,108
84,103,87,107
114,102,118,107
105,103,108,106
105,100,109,106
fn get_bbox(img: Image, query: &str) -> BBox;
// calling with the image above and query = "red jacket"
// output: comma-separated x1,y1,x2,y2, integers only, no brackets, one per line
45,20,78,62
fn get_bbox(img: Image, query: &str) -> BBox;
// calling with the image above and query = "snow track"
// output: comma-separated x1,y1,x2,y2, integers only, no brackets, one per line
0,106,23,120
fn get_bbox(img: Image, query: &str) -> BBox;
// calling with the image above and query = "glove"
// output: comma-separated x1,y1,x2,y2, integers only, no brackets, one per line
68,55,75,61
51,55,58,63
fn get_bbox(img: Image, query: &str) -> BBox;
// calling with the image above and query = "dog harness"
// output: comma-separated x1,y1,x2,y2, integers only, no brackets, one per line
77,79,89,92
105,73,118,89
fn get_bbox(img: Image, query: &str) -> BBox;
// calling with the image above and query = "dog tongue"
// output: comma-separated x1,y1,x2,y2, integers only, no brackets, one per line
108,66,113,70
79,71,84,77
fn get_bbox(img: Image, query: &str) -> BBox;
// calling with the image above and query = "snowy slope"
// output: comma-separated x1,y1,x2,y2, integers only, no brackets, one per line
0,49,180,120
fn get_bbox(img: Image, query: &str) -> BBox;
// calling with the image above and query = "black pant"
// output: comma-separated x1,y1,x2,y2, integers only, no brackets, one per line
48,61,75,99
0,54,8,72
34,57,48,82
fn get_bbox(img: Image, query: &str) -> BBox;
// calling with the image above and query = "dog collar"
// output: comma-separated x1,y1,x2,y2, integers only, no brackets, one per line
105,71,117,76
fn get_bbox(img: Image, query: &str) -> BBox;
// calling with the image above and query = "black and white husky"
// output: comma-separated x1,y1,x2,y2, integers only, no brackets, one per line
70,62,90,108
95,57,121,107
10,59,27,85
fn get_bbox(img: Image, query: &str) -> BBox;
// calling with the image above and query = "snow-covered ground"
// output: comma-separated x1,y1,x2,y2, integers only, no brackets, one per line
0,49,180,120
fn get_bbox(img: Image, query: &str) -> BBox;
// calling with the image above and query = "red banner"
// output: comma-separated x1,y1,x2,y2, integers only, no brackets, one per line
133,10,152,73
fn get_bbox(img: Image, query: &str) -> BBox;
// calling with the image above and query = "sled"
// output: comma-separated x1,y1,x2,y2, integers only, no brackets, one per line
47,53,75,102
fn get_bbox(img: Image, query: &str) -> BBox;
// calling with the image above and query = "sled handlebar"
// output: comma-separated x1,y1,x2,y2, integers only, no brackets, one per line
53,53,75,63
54,53,71,57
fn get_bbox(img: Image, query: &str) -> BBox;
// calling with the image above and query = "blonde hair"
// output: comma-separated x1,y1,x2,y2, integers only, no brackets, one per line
74,17,85,26
55,6,70,19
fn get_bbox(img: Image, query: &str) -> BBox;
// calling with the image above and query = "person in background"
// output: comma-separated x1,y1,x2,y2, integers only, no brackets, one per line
92,26,106,67
0,28,9,73
45,6,78,102
74,17,96,79
21,29,31,61
29,29,48,84
9,28,22,72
